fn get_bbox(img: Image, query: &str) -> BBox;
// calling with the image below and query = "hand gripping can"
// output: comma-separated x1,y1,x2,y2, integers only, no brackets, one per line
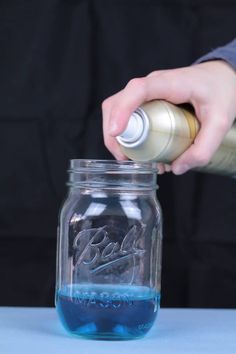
117,100,236,177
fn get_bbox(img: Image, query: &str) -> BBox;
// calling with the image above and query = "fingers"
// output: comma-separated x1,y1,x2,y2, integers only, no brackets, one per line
157,163,165,174
102,62,236,169
157,163,172,174
102,68,195,160
106,68,193,137
102,92,127,160
172,108,231,174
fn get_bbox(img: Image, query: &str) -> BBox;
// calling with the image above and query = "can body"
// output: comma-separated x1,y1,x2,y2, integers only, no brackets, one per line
56,160,162,340
118,100,236,177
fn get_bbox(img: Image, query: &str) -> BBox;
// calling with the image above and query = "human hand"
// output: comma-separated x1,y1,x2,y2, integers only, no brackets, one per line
102,61,236,174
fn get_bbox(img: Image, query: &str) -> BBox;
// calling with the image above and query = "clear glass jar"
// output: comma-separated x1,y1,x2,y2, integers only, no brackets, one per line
55,159,162,340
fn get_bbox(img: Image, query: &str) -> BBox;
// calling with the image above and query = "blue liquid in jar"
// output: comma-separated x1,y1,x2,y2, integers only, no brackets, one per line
56,284,160,340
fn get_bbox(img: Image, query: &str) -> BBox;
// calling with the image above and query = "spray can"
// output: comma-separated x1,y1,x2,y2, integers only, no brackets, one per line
116,100,236,177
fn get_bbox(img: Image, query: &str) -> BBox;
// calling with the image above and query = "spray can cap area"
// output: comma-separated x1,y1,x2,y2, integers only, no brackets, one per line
116,108,150,148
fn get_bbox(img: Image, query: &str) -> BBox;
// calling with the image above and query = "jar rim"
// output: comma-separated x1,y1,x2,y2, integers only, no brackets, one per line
69,159,158,174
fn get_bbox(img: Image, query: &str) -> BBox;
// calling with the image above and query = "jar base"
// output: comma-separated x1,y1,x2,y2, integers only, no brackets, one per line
56,284,160,340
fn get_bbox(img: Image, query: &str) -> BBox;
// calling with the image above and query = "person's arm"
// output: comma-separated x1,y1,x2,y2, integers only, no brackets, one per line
195,38,236,69
102,40,236,175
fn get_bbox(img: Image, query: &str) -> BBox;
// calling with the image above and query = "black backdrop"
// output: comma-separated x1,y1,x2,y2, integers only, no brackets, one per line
0,0,236,307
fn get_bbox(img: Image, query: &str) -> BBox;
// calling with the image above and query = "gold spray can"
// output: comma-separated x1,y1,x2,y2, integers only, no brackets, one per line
116,100,236,177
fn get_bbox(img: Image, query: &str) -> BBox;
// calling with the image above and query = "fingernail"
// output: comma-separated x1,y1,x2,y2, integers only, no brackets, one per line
109,122,119,136
114,154,127,161
173,164,189,175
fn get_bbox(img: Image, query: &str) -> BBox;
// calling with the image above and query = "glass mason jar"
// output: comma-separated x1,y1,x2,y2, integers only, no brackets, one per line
55,160,162,340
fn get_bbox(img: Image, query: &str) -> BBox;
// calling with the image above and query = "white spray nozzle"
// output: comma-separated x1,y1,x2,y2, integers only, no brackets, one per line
116,108,149,148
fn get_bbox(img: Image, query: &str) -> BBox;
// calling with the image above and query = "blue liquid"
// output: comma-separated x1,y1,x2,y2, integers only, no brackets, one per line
56,284,160,340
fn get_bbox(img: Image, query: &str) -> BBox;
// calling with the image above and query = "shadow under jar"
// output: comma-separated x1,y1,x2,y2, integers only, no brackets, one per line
56,160,162,340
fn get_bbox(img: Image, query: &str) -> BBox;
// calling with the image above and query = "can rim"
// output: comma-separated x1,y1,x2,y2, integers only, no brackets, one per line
116,108,150,148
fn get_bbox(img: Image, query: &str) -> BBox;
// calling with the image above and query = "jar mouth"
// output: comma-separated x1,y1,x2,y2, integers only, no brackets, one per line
69,159,158,174
67,159,158,190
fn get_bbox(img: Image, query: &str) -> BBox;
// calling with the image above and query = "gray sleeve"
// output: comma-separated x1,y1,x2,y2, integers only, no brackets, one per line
194,38,236,70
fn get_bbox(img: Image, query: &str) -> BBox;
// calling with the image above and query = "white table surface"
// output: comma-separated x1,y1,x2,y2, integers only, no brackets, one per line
0,307,235,354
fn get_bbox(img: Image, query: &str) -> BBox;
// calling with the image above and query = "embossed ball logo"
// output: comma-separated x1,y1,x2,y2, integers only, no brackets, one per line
72,224,146,282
